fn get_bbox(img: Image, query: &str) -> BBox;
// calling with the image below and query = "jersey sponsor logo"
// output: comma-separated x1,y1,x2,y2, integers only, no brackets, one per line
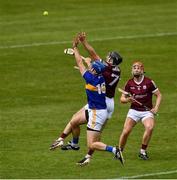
134,94,147,99
143,85,147,89
130,86,135,90
137,85,141,90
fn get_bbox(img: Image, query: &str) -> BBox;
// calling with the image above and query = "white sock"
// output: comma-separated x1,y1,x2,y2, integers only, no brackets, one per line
57,137,63,141
85,154,91,159
112,147,116,154
71,142,78,146
140,149,146,154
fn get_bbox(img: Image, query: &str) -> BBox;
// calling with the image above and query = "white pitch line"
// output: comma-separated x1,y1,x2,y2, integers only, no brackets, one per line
119,169,177,179
0,32,177,50
0,40,70,49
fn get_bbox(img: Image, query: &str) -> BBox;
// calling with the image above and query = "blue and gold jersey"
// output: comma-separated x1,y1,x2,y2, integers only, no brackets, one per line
83,71,106,109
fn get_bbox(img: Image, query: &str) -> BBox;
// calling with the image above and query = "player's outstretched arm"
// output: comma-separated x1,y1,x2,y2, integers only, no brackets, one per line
73,37,86,75
78,32,101,60
83,57,92,67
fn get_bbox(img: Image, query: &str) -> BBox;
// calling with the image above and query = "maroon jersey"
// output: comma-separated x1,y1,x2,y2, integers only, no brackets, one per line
102,62,121,98
125,76,158,111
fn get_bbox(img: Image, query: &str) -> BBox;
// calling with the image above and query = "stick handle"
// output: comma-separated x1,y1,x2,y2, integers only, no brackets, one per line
118,88,158,116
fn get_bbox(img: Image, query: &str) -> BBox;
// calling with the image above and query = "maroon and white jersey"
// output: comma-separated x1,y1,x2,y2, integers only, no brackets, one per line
124,76,158,111
102,62,121,98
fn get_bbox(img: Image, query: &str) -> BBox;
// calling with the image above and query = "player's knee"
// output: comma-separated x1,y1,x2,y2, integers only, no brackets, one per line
145,124,154,132
122,127,132,136
71,113,77,121
90,143,97,150
87,142,93,149
70,120,78,128
89,144,93,150
70,114,80,125
70,113,86,126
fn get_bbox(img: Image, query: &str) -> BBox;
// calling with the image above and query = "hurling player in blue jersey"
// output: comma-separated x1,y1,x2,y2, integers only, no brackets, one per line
50,33,122,151
50,33,124,166
71,36,123,166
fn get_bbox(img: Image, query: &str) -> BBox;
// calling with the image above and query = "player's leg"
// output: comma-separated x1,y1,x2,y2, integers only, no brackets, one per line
77,109,124,166
119,117,137,151
76,130,99,166
139,117,155,160
77,108,106,166
87,131,118,158
61,107,88,150
106,97,114,119
77,130,111,166
142,117,155,145
50,106,87,150
49,121,71,150
77,130,124,166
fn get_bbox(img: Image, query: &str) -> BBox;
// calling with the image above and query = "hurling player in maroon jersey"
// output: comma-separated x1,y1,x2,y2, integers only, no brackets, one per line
118,61,162,160
50,32,123,165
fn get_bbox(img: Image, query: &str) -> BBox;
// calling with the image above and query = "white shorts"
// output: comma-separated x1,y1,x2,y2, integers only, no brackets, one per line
127,109,154,122
106,97,114,119
84,96,114,119
84,104,89,110
87,109,108,132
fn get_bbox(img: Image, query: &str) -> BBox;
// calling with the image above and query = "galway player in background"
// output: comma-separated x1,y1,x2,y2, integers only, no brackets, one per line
118,61,162,160
50,32,123,152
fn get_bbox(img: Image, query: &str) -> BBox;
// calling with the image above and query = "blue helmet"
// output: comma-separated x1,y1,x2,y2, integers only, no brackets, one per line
91,60,105,74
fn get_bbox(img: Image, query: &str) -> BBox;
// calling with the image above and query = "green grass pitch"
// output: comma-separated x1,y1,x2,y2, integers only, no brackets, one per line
0,0,177,178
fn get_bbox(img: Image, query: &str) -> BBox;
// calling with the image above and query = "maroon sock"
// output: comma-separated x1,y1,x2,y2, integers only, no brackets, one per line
88,149,94,156
60,133,67,139
141,144,147,150
120,147,124,152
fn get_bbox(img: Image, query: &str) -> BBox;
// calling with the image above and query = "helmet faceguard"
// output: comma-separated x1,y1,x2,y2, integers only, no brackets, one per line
132,61,144,77
107,51,123,66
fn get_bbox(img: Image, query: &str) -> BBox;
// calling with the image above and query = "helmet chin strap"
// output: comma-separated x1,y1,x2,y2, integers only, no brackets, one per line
107,58,113,65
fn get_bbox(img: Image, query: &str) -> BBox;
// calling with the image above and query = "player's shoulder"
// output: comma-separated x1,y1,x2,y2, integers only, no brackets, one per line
125,78,134,87
127,77,134,83
144,76,151,81
144,76,158,89
83,70,90,76
105,63,121,71
143,76,154,83
83,70,94,80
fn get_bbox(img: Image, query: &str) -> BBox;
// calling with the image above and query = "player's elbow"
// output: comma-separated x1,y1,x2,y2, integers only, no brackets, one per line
159,92,162,98
156,90,162,100
159,92,162,102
